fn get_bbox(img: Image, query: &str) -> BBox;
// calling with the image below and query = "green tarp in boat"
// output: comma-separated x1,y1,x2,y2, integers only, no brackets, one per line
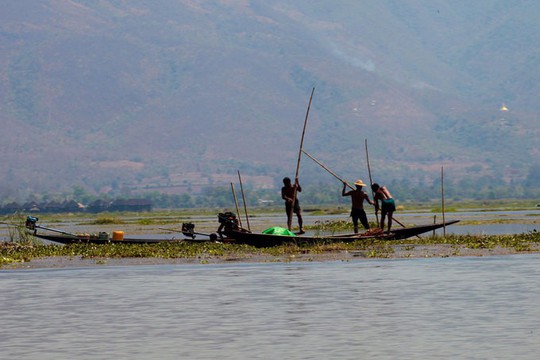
262,226,297,236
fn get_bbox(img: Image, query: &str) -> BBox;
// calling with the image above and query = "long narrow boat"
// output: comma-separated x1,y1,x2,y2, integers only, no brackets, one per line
25,215,459,246
223,220,460,247
25,216,210,245
30,232,198,245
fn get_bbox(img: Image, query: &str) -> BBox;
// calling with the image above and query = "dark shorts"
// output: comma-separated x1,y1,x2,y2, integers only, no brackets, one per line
285,200,301,214
381,198,396,213
350,208,369,229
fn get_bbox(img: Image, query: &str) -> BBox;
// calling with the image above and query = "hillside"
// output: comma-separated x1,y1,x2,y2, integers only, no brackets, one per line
0,0,538,201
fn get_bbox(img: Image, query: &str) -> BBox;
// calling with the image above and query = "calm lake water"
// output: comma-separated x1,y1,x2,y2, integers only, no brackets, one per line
2,255,540,359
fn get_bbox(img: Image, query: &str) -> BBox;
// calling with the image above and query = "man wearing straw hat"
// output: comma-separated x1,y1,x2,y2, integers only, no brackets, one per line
342,179,374,233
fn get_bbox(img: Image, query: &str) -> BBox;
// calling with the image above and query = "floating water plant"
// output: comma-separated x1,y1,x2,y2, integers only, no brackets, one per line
0,230,540,266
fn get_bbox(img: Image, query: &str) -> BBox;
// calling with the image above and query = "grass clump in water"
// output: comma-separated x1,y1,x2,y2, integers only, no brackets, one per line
306,219,379,235
91,217,124,225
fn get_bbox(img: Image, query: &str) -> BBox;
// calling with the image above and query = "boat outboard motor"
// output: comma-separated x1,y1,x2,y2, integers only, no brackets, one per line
25,216,39,230
218,212,239,230
182,223,196,239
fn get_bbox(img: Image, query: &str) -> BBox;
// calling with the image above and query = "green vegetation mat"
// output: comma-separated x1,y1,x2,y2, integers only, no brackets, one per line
2,231,539,267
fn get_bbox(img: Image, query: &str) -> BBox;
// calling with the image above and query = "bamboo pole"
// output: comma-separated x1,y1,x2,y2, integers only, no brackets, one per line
237,170,251,231
290,87,315,222
364,139,379,224
364,139,411,232
230,182,243,229
302,150,354,189
441,166,446,236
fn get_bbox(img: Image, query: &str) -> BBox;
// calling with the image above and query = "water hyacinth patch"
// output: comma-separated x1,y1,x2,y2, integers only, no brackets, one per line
1,231,539,267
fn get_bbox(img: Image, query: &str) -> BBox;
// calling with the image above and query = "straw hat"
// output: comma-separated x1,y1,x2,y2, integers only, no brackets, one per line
354,179,366,186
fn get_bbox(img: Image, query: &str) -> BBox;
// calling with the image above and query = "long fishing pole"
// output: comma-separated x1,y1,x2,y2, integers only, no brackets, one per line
441,166,446,236
290,87,315,222
365,139,379,224
230,182,243,229
364,139,410,231
302,150,354,190
238,170,251,231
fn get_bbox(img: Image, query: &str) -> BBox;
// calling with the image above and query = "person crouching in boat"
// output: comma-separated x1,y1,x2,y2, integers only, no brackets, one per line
217,212,240,239
342,179,374,233
371,183,396,234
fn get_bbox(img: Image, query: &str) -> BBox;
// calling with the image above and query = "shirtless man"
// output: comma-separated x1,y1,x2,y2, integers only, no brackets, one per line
342,179,374,233
371,183,396,233
281,177,304,234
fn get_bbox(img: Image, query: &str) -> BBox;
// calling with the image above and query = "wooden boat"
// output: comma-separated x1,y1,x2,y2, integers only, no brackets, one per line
30,232,198,245
24,215,459,247
223,220,460,247
25,216,210,245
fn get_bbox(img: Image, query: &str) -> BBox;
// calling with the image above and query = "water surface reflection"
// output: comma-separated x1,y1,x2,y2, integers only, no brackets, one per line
2,255,540,359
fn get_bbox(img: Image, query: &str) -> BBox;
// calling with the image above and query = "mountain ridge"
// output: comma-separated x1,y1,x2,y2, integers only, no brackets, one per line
1,0,538,201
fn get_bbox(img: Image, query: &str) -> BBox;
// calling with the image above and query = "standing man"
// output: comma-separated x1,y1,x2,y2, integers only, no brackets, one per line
281,177,304,234
371,183,396,233
342,180,374,233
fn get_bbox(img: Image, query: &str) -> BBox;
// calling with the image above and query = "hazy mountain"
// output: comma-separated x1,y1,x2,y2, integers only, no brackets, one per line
1,0,538,201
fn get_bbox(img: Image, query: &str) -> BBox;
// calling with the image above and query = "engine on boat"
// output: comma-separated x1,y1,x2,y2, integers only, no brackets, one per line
181,222,196,238
218,212,239,229
25,216,39,230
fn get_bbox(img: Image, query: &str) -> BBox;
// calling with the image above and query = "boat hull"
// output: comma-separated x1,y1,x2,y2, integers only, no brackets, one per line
31,233,203,245
224,220,460,247
31,220,459,246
